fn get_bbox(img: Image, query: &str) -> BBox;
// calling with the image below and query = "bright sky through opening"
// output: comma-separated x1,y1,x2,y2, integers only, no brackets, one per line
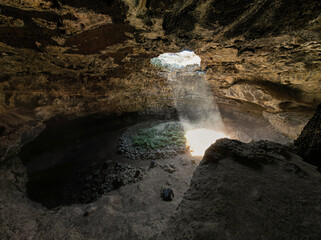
151,50,201,69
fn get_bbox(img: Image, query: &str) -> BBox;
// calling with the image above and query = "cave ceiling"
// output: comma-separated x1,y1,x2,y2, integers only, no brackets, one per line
1,0,321,156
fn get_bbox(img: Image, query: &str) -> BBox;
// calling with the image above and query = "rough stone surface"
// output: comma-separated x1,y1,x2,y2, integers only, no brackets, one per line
295,103,321,169
161,138,321,240
0,153,197,240
1,0,320,158
1,1,321,238
30,161,147,208
0,115,199,239
262,111,313,139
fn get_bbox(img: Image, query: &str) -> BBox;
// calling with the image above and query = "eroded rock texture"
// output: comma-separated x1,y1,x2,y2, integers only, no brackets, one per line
162,138,321,240
1,1,321,239
295,103,321,169
1,0,321,159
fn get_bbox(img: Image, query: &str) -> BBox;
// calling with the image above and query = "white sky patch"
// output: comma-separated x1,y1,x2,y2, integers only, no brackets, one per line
151,50,201,70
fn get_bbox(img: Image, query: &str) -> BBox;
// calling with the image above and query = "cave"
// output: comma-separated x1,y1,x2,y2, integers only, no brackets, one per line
1,0,321,239
18,113,164,209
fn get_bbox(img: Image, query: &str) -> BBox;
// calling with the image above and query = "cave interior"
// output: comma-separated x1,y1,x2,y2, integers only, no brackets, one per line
0,0,321,239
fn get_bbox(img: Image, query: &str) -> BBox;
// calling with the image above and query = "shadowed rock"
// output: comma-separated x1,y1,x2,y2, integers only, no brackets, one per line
161,138,321,240
295,103,321,170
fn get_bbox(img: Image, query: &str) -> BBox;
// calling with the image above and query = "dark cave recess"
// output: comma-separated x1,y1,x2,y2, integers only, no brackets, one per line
19,111,178,209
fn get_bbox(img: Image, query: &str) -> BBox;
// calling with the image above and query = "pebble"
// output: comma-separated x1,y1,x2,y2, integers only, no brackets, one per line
83,206,97,217
150,160,157,168
166,167,176,173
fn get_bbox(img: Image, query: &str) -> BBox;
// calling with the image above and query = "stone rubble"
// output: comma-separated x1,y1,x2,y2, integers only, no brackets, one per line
69,162,147,205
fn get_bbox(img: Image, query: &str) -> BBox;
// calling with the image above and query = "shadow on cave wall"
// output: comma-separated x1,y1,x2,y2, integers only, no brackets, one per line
47,0,128,23
162,0,321,39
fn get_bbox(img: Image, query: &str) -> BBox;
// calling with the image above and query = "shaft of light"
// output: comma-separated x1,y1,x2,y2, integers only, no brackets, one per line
185,128,227,156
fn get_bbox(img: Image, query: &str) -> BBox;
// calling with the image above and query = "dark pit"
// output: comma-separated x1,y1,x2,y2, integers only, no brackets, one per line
19,112,178,209
0,125,5,136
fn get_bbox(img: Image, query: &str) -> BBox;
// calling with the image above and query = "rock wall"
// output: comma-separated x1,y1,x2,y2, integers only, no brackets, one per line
161,138,321,240
295,103,321,170
1,0,321,157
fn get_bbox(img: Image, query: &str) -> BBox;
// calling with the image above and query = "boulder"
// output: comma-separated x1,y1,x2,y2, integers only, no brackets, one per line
162,138,321,240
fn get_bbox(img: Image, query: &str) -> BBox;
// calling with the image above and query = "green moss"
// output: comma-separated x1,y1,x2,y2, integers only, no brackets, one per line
132,123,186,150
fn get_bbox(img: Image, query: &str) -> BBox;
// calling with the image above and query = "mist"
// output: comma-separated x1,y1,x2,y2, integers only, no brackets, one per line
151,51,225,132
151,51,227,156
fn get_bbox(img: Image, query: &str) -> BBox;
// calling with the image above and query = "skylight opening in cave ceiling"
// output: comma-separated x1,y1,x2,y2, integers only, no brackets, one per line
150,50,201,70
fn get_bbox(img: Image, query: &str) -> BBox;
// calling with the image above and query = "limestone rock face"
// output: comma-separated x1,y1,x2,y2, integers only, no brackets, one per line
295,103,321,169
162,138,321,240
262,111,313,139
1,0,321,156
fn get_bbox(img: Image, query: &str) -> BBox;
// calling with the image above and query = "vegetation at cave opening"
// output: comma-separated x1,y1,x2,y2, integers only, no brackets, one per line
132,123,186,150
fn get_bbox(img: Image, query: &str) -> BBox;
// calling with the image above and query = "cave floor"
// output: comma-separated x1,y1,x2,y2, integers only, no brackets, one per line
0,111,292,239
0,153,197,239
0,116,198,239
